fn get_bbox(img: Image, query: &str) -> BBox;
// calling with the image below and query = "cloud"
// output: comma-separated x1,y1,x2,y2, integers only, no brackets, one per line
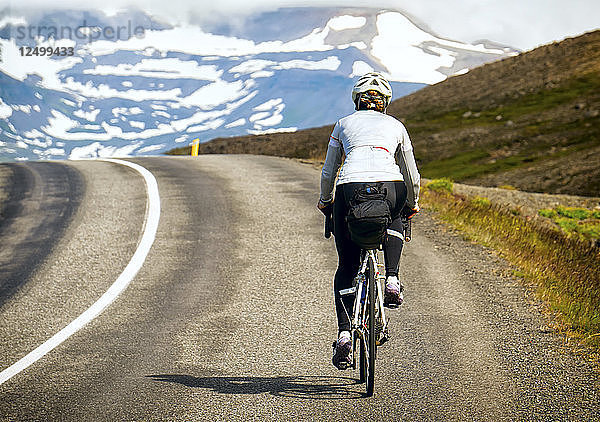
2,0,599,51
393,0,600,50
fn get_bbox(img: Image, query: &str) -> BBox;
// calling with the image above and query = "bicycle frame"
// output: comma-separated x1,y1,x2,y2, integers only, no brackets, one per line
350,250,388,342
338,248,389,366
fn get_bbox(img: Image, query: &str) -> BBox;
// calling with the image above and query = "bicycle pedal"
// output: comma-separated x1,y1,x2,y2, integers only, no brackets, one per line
376,328,390,346
376,336,389,346
339,286,357,296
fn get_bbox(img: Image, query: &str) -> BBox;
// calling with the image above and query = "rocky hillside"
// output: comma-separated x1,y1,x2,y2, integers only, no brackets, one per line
179,30,600,197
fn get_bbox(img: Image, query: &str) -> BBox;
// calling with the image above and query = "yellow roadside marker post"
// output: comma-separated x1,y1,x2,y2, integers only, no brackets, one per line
191,138,200,156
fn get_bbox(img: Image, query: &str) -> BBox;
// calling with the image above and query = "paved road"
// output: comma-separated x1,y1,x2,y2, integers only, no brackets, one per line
0,162,83,308
0,155,599,421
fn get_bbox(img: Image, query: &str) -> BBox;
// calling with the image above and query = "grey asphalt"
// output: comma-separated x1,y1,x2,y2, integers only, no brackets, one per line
0,162,83,307
0,155,598,421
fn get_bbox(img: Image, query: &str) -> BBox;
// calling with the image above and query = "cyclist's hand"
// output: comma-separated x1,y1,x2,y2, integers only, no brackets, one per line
403,204,420,219
317,199,333,216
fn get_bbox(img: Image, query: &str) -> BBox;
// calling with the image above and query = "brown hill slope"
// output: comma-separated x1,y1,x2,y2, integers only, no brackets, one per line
169,30,600,196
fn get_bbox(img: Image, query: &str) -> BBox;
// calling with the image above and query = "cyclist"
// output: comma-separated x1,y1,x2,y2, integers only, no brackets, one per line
317,72,421,369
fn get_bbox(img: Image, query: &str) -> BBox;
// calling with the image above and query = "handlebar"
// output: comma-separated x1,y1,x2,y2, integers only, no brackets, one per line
323,205,334,238
325,213,333,238
403,217,412,242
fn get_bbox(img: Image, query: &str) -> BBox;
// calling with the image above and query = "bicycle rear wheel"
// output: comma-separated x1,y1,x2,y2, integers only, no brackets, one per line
366,254,376,396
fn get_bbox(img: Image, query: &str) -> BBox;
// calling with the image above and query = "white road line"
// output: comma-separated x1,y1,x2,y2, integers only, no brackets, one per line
0,159,161,385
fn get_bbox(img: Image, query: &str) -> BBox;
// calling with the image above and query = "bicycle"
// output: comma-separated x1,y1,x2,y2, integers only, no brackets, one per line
325,210,411,397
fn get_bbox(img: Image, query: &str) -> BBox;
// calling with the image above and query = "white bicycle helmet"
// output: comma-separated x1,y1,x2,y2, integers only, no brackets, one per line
351,72,392,108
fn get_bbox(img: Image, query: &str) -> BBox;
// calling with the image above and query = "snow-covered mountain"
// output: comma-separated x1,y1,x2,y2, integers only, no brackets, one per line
0,7,518,161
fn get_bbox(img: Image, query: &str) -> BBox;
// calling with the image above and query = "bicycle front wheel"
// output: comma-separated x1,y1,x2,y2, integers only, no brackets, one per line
366,254,377,396
358,332,366,383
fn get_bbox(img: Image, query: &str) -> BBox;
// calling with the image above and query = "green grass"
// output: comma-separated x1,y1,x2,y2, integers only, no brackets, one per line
419,131,600,181
470,196,491,207
539,206,600,241
499,74,600,120
420,150,489,179
406,72,600,183
420,149,535,180
421,179,600,352
407,73,600,126
425,178,454,193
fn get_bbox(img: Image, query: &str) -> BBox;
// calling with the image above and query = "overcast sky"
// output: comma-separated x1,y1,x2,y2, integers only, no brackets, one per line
3,0,599,51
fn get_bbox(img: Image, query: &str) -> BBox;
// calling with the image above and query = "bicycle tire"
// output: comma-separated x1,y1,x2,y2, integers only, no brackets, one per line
366,254,376,396
358,332,366,383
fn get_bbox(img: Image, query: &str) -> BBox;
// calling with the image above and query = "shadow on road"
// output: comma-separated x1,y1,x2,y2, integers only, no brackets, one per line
147,374,365,399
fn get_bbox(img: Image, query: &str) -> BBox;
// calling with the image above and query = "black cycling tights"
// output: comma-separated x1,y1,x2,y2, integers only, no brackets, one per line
332,181,408,332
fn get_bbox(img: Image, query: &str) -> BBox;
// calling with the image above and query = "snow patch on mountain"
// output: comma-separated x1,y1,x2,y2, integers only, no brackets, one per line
0,100,13,119
73,108,101,121
328,15,367,31
83,58,223,80
68,140,143,159
372,12,509,84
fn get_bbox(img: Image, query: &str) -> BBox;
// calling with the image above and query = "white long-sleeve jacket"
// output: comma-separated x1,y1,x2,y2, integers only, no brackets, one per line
320,110,421,208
